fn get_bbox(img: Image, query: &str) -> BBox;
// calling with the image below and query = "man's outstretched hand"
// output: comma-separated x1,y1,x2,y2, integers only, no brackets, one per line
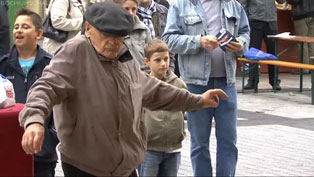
202,89,228,108
21,123,44,155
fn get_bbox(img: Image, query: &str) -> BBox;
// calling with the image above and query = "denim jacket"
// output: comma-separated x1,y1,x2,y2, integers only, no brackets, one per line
162,0,250,86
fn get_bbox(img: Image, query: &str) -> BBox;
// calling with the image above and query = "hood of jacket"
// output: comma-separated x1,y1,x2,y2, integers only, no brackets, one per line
133,15,148,31
162,70,178,84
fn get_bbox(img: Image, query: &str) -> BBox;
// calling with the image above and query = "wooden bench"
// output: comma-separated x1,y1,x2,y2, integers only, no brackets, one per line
237,58,314,105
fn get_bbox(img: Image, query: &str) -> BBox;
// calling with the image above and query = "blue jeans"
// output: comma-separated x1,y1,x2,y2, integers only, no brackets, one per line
187,77,238,177
138,150,181,177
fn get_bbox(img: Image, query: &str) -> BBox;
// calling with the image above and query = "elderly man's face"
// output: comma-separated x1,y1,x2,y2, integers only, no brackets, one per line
86,23,124,60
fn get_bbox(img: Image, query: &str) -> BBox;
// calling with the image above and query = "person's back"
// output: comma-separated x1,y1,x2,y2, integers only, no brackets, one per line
0,8,58,177
239,0,284,90
43,0,84,55
138,39,186,177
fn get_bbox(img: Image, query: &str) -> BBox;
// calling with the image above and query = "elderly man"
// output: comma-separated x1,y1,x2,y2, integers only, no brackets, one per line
19,2,227,176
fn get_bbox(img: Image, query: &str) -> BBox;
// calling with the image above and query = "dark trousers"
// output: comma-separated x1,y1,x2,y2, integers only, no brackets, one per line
34,161,57,177
0,26,10,57
62,162,138,177
248,20,279,85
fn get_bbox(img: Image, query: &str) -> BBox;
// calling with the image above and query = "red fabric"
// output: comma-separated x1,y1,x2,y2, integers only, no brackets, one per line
0,104,33,176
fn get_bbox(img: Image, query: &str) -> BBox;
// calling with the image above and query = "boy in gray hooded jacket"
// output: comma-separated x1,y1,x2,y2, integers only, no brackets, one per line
139,39,186,177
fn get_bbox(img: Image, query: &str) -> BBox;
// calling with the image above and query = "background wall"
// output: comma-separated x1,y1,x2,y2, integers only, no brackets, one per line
7,0,25,44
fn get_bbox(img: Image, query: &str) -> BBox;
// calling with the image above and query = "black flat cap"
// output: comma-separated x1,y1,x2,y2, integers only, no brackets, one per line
85,2,134,37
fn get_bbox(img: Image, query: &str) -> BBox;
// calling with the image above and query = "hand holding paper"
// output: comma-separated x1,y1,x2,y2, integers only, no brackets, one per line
226,40,243,53
215,29,237,51
200,35,219,51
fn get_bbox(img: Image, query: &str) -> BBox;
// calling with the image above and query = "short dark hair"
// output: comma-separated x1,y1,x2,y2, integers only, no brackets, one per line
15,8,42,31
144,39,169,60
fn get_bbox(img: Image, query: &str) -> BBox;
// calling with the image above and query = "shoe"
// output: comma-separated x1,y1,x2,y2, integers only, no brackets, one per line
270,80,281,90
244,81,255,89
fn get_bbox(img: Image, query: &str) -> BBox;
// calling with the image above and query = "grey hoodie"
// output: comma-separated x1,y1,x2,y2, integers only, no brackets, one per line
142,71,187,152
124,15,151,70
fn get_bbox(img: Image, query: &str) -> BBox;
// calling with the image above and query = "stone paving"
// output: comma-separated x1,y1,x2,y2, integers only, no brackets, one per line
55,73,314,176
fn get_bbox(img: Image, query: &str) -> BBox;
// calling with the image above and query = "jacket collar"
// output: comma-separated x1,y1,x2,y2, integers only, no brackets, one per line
7,45,51,69
132,15,148,31
191,0,230,6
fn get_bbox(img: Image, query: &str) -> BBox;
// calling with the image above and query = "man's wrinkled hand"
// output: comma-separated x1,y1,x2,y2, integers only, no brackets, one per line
21,123,44,155
202,89,228,108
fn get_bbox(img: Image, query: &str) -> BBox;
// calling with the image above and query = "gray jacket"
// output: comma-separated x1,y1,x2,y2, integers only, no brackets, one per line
124,15,151,70
238,0,286,22
287,0,314,21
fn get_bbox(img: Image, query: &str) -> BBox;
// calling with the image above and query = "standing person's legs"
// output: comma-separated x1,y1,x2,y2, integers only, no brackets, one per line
305,17,314,65
34,161,57,177
245,20,263,89
129,169,138,177
62,162,96,177
214,78,238,177
187,80,215,176
294,18,310,71
158,152,181,177
264,21,281,89
138,150,163,177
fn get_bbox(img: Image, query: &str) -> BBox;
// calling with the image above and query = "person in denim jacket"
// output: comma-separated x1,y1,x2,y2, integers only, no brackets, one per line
162,0,250,176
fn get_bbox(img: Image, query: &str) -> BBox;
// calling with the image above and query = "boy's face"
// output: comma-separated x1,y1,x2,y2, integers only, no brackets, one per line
13,15,42,49
145,51,169,79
